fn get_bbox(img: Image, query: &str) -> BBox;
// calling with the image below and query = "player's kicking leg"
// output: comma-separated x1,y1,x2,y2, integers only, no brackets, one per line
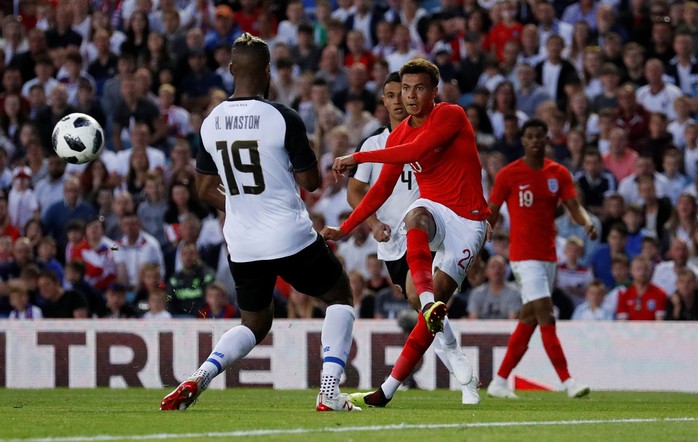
160,305,269,410
403,207,446,334
349,274,479,407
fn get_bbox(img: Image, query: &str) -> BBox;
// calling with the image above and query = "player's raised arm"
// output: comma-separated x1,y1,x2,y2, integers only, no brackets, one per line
347,176,391,242
353,106,463,165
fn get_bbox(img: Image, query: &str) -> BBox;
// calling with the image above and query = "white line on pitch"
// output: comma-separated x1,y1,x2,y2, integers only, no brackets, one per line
3,417,697,442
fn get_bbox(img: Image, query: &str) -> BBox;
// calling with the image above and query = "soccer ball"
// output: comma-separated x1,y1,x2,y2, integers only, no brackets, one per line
52,112,105,164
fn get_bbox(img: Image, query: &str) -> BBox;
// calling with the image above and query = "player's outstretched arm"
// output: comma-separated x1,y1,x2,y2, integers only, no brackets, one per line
563,197,598,240
196,172,226,212
353,108,463,165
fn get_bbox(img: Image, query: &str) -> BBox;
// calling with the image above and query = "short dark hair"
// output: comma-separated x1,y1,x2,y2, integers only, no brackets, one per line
382,71,401,90
66,260,86,277
400,58,440,87
521,118,548,135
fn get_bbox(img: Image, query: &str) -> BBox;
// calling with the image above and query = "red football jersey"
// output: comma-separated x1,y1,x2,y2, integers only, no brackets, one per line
617,284,667,320
489,158,576,262
341,103,489,234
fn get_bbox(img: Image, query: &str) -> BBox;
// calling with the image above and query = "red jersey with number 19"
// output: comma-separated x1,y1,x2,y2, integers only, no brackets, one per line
341,103,489,234
489,158,576,262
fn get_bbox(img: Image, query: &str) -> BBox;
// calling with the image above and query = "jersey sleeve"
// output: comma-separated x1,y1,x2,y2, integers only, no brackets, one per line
278,104,317,172
559,167,577,201
340,163,403,233
488,168,510,206
195,134,218,175
353,106,464,165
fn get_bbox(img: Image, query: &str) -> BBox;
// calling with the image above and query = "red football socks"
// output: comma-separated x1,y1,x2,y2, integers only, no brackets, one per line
540,324,571,382
406,229,434,295
391,313,435,381
497,322,536,379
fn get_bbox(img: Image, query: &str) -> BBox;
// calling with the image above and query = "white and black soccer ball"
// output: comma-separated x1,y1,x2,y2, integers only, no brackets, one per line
52,112,105,164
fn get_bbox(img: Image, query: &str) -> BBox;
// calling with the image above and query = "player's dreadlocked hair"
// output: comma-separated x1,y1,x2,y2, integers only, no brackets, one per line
399,58,440,87
231,32,270,69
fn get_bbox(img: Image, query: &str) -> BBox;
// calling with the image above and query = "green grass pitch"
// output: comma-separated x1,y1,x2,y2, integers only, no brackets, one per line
2,388,698,441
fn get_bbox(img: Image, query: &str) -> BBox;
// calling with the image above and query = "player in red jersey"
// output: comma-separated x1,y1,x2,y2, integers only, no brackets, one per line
323,58,489,406
487,118,596,399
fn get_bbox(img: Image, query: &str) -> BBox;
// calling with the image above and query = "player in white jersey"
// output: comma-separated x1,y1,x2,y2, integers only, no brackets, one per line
160,33,358,412
345,73,480,407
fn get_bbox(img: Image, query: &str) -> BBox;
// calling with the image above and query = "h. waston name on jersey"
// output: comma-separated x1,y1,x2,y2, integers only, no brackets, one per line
214,115,261,130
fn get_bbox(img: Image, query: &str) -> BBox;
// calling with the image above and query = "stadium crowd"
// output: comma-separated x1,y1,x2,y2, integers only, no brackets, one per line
0,0,697,321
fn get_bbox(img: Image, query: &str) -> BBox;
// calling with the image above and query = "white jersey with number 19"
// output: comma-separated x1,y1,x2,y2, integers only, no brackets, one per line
196,97,318,263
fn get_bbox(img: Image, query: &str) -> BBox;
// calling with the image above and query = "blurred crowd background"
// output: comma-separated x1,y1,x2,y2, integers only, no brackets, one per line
0,0,697,322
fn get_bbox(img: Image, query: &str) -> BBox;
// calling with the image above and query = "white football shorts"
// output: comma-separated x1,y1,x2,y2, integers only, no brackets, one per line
510,260,557,304
400,198,487,287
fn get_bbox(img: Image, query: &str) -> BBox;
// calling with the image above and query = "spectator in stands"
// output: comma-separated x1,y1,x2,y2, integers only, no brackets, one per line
166,240,214,317
8,280,42,319
467,255,521,320
617,255,667,320
45,4,82,49
455,31,485,97
42,175,96,255
515,62,550,118
114,122,166,179
638,112,677,172
638,175,673,246
484,0,522,63
666,192,697,245
137,171,167,247
199,281,236,319
34,155,66,218
618,156,669,206
591,63,620,113
178,49,224,113
592,222,629,288
556,236,594,306
37,268,87,318
668,97,695,151
104,282,138,318
574,149,616,217
666,267,698,320
75,79,105,128
349,269,374,318
333,62,375,114
603,127,639,183
111,74,164,151
371,20,395,60
364,253,390,294
489,81,528,139
36,236,63,282
7,166,37,234
375,285,410,319
536,34,580,110
666,30,698,97
386,24,423,73
20,54,56,99
142,287,172,319
34,84,77,150
133,262,164,314
518,24,544,67
660,149,690,205
636,59,683,122
615,83,650,147
652,237,698,296
70,216,117,293
571,279,614,320
567,92,599,143
114,211,164,290
86,29,118,98
64,259,106,318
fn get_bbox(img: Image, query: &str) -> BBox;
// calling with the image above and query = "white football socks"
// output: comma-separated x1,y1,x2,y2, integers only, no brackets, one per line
320,304,355,398
419,291,435,310
380,376,402,400
193,325,257,389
